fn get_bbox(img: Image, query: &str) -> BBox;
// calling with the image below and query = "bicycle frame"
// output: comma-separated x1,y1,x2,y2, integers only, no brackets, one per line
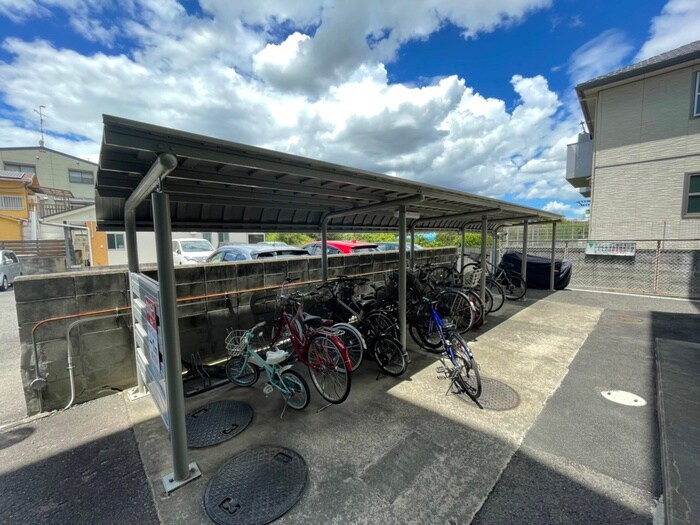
271,293,353,373
428,302,461,367
237,343,298,397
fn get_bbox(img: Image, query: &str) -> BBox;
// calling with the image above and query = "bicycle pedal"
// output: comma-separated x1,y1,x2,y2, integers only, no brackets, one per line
435,366,446,373
436,375,447,380
263,384,274,395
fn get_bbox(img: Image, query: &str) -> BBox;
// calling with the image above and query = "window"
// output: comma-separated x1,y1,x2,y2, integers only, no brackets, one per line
6,252,18,263
208,252,225,263
0,195,24,210
685,173,700,216
4,163,35,174
68,169,94,184
107,233,125,250
695,72,700,117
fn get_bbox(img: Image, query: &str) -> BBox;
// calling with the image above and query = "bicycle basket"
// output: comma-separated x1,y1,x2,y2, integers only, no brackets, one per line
225,329,249,357
463,268,482,288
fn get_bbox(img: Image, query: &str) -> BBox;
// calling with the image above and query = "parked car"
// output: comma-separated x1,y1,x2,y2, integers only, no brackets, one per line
301,240,379,255
172,238,215,265
375,242,424,252
206,244,309,262
0,250,21,291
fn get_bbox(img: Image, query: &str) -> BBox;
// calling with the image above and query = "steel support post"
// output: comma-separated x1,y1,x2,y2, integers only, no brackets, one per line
410,225,416,268
321,223,328,282
460,226,466,273
521,220,529,282
152,192,199,489
480,216,488,302
550,222,557,291
125,211,145,392
398,206,407,349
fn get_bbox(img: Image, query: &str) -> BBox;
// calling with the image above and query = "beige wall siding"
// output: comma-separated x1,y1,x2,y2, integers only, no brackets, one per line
0,148,96,200
590,64,700,240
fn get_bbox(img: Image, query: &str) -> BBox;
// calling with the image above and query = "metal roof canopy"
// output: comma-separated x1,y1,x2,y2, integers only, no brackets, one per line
95,115,560,233
94,114,561,493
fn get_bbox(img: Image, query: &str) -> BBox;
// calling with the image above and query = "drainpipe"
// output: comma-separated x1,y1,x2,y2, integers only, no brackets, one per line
64,312,131,410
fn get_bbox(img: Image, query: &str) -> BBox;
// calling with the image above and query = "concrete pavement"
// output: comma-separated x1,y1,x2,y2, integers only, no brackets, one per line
1,288,697,523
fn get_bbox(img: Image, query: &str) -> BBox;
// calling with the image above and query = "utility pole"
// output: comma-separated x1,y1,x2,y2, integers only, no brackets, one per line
34,105,46,148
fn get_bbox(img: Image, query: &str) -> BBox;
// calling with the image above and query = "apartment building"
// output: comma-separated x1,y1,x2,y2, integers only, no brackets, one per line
567,40,700,240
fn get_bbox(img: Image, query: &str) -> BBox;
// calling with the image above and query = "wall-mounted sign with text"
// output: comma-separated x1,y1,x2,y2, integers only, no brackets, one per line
585,241,636,257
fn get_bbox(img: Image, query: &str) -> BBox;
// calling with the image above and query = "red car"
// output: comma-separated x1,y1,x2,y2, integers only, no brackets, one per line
301,240,379,255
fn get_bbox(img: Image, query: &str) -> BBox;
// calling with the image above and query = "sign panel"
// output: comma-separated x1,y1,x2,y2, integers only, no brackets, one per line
585,241,636,257
130,272,169,430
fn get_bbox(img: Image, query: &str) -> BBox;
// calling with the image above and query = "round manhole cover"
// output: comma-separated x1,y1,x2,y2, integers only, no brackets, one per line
601,390,647,406
458,377,520,411
204,446,308,525
186,400,253,448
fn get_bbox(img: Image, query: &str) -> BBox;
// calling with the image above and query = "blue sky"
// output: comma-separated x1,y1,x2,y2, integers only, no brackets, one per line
0,0,697,220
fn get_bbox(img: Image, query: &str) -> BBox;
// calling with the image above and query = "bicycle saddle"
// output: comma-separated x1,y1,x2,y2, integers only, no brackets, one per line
302,313,324,327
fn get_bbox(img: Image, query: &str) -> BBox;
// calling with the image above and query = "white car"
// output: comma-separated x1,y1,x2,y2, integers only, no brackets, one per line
172,238,214,265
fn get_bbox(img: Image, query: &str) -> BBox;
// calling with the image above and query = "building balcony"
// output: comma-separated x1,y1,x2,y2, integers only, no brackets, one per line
566,132,593,189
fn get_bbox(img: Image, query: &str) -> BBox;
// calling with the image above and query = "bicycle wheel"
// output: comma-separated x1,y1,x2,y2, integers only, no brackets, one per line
502,274,527,300
486,278,505,313
306,334,351,404
364,310,399,340
410,303,442,350
451,334,482,398
463,290,485,329
280,369,310,410
428,266,457,287
373,335,408,376
435,289,474,335
225,356,259,387
332,322,365,372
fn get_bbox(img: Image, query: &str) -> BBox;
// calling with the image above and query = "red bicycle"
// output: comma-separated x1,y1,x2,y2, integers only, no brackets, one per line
270,278,353,404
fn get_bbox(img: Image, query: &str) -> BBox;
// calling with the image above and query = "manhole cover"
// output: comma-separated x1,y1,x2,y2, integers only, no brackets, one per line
601,390,647,406
613,314,645,324
204,446,307,525
186,400,253,448
458,377,520,411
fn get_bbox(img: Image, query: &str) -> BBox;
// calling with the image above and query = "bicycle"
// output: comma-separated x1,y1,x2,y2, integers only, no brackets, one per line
312,276,408,376
463,255,527,301
225,321,310,415
268,278,353,404
420,296,482,400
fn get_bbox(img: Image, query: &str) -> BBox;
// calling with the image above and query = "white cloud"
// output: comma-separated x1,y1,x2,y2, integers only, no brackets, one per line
0,0,583,207
567,29,633,85
635,0,700,61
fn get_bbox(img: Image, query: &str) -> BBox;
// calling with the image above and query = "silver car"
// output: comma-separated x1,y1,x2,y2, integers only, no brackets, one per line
0,250,21,291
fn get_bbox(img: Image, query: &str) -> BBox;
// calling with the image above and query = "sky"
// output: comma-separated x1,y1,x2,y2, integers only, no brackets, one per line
0,0,698,220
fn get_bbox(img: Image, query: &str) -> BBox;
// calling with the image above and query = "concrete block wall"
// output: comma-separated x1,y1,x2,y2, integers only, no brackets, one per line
18,255,66,275
15,246,457,415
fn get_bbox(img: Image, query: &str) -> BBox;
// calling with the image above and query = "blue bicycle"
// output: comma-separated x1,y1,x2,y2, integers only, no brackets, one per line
426,297,482,400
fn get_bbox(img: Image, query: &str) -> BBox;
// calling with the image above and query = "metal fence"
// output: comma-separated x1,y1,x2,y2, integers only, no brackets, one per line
499,239,700,299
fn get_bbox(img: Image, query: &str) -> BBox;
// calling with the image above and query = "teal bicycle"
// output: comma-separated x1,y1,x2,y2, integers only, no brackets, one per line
226,321,310,415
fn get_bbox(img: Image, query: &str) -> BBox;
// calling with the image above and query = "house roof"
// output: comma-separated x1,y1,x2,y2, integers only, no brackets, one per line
0,146,98,167
95,115,560,233
0,170,36,185
576,39,700,134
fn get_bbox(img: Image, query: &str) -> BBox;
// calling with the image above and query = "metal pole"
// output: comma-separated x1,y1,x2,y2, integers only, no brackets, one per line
410,224,415,268
550,222,557,291
321,223,328,282
480,216,488,302
152,191,190,483
125,211,139,273
521,220,529,282
398,206,407,350
460,226,466,273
